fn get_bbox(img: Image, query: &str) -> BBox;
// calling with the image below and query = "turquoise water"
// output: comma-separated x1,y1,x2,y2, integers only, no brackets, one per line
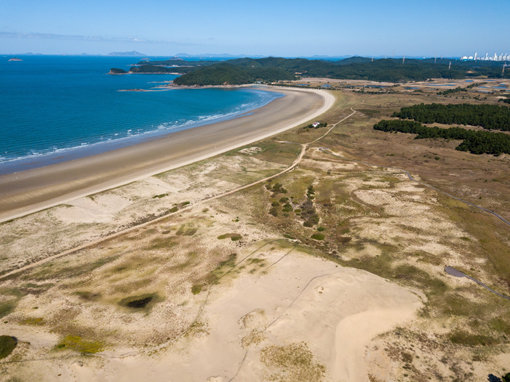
0,55,282,174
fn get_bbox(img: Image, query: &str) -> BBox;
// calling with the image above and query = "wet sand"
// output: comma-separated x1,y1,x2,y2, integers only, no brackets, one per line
0,87,334,222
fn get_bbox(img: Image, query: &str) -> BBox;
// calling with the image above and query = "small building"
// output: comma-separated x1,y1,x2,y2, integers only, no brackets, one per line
312,122,321,128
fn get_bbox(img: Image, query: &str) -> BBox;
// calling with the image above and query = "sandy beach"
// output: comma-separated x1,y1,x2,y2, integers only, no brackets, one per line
0,87,334,222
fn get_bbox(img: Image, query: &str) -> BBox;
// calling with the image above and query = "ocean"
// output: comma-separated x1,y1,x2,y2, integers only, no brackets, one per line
0,55,282,174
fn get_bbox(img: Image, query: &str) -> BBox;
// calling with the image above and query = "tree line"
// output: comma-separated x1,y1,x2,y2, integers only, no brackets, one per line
373,119,510,155
393,103,510,131
130,57,510,86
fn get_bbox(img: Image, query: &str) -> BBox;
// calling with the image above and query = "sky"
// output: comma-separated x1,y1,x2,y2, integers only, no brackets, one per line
0,0,509,57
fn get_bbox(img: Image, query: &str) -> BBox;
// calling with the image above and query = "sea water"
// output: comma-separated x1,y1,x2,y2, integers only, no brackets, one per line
0,55,282,174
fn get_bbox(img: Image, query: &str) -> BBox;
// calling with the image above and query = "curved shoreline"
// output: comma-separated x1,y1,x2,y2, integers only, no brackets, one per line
0,87,282,175
0,87,335,222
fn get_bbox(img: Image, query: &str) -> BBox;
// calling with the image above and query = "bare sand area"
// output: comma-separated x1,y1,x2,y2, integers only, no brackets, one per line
0,87,334,222
0,203,421,382
63,252,421,382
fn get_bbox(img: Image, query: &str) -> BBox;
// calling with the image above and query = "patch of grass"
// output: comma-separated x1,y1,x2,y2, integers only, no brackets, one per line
27,255,120,281
414,251,443,266
489,318,510,335
147,236,177,250
152,193,168,199
162,252,198,273
0,288,26,299
449,330,499,346
176,224,198,236
217,233,242,241
260,342,325,382
55,335,104,354
204,253,238,285
20,317,44,326
0,301,16,318
437,293,487,317
392,264,447,296
438,193,510,290
0,336,17,359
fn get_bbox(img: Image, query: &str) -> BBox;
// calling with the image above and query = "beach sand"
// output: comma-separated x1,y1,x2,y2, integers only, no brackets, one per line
0,87,334,222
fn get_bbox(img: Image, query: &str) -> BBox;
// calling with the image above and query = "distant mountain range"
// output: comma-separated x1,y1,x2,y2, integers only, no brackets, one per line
108,51,146,57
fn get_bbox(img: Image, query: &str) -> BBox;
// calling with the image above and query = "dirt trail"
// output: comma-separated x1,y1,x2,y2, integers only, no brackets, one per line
0,109,357,280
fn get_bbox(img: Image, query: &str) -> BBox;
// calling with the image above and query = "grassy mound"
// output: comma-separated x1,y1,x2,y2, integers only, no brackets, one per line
0,336,17,359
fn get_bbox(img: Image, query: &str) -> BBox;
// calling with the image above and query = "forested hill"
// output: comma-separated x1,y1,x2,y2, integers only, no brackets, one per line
172,63,295,85
113,57,510,84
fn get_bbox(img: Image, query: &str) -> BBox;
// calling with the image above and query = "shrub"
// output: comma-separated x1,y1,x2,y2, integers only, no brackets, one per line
311,233,325,240
191,284,202,295
0,336,17,359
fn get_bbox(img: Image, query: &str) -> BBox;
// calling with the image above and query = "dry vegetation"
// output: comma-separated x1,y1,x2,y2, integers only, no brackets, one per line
1,82,510,381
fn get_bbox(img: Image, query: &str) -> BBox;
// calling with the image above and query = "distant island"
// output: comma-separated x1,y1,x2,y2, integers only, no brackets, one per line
108,68,128,75
111,56,510,84
108,51,146,57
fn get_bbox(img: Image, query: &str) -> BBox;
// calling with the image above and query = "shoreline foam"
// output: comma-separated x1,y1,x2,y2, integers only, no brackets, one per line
0,87,334,222
0,88,281,175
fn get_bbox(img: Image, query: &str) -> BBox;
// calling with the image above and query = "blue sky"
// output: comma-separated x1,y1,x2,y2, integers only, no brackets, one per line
0,0,508,57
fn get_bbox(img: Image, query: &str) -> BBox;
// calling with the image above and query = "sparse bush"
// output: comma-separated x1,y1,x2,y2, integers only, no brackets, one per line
282,203,293,212
0,336,17,359
311,233,325,240
191,284,202,295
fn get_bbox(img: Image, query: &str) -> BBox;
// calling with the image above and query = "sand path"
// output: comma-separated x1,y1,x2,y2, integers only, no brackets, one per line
0,103,353,282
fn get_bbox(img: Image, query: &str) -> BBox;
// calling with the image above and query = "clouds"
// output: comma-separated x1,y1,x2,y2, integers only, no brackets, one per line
0,31,191,46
